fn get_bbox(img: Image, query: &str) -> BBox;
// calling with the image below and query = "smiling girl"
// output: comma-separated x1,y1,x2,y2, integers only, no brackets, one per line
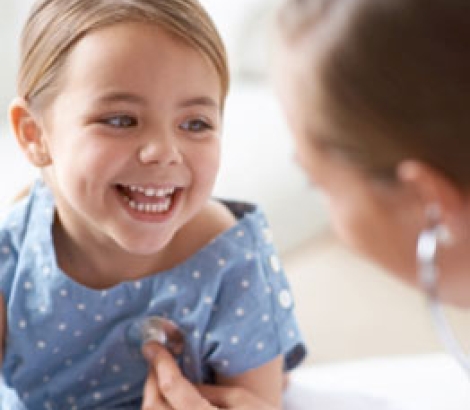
0,1,305,408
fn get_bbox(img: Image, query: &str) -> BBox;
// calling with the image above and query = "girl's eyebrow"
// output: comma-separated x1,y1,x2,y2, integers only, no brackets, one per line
95,92,147,105
178,96,219,110
93,93,218,109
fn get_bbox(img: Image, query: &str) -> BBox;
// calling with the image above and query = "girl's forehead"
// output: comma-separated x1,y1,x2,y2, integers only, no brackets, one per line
65,23,214,81
75,22,185,54
50,22,222,111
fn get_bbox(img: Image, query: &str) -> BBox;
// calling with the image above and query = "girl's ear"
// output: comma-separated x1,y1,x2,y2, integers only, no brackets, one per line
397,159,465,238
9,98,51,168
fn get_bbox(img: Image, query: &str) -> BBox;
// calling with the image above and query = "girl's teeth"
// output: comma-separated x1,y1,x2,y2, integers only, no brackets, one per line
128,185,175,197
144,188,156,196
121,185,176,213
127,198,172,213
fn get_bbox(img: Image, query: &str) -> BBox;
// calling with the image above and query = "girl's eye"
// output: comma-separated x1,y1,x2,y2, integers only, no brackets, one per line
180,119,212,133
101,115,138,128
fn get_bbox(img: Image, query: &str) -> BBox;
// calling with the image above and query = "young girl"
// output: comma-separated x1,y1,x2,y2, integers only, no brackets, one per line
0,0,305,408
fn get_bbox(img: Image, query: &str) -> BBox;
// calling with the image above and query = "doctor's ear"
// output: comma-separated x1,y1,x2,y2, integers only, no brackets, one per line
9,98,51,168
397,159,466,239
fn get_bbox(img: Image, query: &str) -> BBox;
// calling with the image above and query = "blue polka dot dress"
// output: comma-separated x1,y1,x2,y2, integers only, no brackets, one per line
0,180,306,409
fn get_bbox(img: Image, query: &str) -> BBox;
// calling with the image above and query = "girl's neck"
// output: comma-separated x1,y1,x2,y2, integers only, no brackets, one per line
50,199,235,290
51,214,171,290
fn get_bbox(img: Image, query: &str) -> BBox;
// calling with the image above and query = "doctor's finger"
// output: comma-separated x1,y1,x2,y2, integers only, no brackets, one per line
142,367,172,410
143,342,216,410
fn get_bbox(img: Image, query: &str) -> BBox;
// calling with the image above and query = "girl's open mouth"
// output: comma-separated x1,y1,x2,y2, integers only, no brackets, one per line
115,184,181,217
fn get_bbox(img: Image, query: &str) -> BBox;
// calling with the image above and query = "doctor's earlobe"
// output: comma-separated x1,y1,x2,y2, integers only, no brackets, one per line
398,160,464,213
397,160,464,243
9,98,52,168
424,203,454,247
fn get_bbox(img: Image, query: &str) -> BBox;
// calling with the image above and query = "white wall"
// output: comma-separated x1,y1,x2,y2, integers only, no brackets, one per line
0,1,34,117
0,0,329,253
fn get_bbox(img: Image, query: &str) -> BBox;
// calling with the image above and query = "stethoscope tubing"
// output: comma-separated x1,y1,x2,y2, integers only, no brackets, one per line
417,226,470,379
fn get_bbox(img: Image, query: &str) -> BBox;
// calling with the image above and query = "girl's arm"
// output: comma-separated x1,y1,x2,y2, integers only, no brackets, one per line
215,356,284,409
142,342,279,410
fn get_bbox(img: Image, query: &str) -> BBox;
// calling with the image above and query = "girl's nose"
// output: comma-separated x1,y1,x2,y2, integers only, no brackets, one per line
138,136,183,166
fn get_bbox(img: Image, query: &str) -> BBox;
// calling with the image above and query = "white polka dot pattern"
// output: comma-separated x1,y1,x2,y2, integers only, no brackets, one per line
0,183,305,408
279,289,293,309
270,254,281,273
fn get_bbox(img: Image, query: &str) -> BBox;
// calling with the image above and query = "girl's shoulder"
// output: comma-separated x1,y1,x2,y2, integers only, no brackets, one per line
184,198,271,250
0,191,32,242
174,199,237,255
0,183,43,293
199,199,238,236
0,180,54,264
165,198,271,273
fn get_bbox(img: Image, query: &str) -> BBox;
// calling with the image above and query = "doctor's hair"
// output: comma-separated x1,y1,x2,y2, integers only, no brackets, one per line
18,0,229,110
278,0,470,187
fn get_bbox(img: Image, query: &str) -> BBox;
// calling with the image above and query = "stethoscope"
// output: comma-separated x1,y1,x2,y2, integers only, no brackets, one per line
417,224,470,378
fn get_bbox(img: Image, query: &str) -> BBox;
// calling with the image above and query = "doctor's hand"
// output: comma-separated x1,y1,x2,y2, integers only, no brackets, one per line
142,342,277,410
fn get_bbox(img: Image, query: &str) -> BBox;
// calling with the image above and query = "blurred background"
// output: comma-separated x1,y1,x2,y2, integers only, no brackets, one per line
0,0,468,366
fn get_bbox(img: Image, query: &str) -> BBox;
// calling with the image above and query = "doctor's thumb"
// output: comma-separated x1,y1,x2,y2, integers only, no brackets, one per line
142,341,161,362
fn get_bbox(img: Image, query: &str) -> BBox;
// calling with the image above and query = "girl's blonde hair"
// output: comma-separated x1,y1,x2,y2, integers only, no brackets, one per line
278,0,470,187
19,0,229,110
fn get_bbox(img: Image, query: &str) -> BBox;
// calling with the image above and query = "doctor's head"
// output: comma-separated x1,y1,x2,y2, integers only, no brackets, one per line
275,0,470,305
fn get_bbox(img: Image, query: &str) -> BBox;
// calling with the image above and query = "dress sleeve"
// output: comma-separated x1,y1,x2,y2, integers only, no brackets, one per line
0,199,27,296
0,233,16,296
201,228,307,378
